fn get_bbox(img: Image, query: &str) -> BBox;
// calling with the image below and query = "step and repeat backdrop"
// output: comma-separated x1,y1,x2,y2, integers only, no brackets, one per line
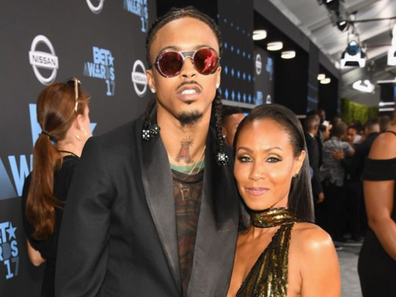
0,1,156,295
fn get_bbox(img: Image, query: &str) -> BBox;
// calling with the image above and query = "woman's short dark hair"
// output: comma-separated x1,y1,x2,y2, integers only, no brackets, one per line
234,104,315,227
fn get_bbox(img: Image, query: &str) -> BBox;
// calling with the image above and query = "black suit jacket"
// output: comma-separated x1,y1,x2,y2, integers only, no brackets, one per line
304,132,322,199
55,117,240,297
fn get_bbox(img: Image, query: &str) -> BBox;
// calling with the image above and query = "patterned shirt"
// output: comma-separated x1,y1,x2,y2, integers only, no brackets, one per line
320,136,353,186
172,169,204,296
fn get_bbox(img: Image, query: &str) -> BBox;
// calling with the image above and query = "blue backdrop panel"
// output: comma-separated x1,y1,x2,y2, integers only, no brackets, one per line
217,0,255,105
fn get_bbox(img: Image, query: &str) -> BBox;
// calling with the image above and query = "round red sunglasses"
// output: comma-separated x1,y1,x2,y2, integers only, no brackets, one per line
149,47,220,78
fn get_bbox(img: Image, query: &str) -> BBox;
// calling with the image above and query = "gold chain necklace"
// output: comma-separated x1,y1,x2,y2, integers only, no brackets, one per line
181,145,206,179
176,145,206,200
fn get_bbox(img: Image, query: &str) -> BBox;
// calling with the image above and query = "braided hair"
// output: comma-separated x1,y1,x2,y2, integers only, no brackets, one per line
212,91,228,165
142,6,228,165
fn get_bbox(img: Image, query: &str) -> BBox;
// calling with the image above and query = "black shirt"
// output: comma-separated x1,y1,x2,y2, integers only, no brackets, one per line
22,156,79,297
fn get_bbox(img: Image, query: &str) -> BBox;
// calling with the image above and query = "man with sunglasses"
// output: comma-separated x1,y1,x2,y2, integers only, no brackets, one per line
55,7,239,297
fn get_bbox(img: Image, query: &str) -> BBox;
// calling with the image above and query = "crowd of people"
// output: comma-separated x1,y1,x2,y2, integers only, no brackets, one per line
303,109,380,245
302,110,396,296
21,5,395,297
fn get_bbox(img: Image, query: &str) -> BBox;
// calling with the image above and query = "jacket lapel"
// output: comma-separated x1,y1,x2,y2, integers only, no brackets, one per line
138,122,182,294
188,132,240,297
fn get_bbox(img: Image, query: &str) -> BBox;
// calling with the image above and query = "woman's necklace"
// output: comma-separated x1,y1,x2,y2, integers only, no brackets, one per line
249,207,301,228
58,150,79,158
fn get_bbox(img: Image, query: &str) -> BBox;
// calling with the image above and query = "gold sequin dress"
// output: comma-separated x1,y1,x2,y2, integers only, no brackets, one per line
237,207,302,297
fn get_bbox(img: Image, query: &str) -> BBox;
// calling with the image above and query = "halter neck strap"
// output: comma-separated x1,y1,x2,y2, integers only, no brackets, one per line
249,207,301,228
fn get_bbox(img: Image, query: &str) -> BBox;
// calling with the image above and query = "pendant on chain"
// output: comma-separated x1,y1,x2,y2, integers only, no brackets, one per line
179,182,191,201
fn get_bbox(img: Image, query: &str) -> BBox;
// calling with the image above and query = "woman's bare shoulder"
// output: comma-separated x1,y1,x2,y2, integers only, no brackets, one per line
370,128,396,159
291,222,334,253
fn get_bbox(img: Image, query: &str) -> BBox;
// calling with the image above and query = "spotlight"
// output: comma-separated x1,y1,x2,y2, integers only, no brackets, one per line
340,40,366,68
267,42,283,51
317,74,326,80
336,20,349,32
253,30,267,41
323,0,339,11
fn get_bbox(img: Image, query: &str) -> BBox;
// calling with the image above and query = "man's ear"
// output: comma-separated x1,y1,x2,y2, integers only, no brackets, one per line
222,126,227,137
146,69,156,92
215,66,221,89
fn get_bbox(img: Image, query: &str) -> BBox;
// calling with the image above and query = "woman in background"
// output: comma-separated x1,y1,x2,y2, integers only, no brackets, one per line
358,111,396,296
227,104,340,297
22,78,91,297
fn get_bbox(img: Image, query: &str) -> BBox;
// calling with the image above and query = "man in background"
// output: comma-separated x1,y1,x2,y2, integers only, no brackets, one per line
320,121,354,242
303,114,324,204
221,105,244,147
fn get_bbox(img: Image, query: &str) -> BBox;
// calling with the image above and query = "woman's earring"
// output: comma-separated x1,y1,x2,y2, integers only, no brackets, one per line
76,128,88,141
150,88,156,94
216,83,220,89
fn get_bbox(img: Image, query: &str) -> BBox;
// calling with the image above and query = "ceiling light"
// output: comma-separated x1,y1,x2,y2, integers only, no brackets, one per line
377,77,396,84
253,30,267,41
379,102,395,107
281,51,296,59
317,74,326,80
320,78,331,84
379,107,395,112
340,40,366,68
352,80,375,93
267,42,283,51
378,102,395,112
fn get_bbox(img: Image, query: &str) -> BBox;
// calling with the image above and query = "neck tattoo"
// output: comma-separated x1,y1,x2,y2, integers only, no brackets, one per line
175,137,194,163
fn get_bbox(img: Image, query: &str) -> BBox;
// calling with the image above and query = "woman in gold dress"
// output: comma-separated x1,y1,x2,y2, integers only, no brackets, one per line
227,104,340,297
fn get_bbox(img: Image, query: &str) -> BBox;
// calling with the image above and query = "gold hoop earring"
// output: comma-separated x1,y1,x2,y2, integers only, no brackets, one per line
76,128,88,141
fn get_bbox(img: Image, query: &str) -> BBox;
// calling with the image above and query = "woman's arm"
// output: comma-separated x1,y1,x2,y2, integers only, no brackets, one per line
26,240,45,266
296,225,341,297
364,131,396,261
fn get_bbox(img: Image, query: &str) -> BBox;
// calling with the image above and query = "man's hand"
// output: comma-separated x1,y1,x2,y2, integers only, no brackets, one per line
333,149,345,160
